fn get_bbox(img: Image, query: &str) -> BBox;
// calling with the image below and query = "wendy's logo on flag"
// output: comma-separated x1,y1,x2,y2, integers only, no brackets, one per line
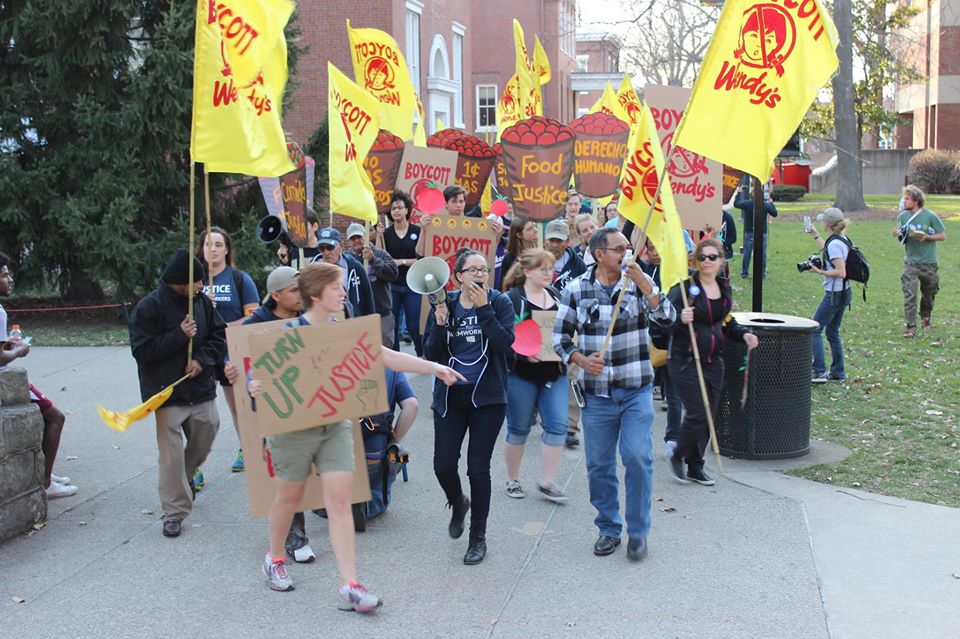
641,167,665,215
734,4,797,77
364,57,396,92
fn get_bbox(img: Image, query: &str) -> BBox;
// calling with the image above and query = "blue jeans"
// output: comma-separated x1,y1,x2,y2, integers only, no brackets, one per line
741,231,768,277
812,287,851,379
505,373,569,447
660,365,683,442
391,282,422,356
581,385,655,540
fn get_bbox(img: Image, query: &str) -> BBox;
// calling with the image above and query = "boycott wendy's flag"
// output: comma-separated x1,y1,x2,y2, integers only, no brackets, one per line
346,20,418,142
618,105,688,292
216,0,294,88
190,0,294,176
674,0,838,181
328,63,381,224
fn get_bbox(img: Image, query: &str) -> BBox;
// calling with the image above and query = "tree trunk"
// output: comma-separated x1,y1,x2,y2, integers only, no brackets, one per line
832,0,867,211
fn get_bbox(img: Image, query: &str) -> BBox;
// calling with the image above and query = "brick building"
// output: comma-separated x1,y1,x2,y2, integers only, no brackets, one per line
571,31,625,116
284,1,578,147
894,0,960,149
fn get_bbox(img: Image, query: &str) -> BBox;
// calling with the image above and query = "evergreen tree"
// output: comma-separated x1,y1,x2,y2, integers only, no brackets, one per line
0,2,303,299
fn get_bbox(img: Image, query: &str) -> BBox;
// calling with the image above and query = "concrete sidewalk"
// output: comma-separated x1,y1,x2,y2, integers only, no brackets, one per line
0,347,957,638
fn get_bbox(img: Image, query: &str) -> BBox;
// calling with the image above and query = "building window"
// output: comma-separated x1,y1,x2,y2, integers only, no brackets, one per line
406,5,422,95
476,84,497,132
576,54,589,73
453,30,464,127
559,0,575,56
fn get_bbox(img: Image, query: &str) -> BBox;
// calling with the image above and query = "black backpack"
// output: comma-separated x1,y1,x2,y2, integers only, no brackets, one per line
824,235,869,300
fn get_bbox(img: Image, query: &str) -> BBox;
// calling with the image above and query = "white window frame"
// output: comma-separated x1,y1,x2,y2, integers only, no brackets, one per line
405,2,422,101
576,54,589,73
452,23,466,128
475,84,498,133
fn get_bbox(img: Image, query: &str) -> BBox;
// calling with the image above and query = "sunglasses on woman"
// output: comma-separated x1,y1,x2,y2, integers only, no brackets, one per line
697,253,721,262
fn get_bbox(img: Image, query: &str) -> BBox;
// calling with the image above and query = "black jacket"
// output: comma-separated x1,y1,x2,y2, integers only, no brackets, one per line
665,275,748,364
129,284,226,405
340,253,377,318
351,246,398,317
554,247,587,292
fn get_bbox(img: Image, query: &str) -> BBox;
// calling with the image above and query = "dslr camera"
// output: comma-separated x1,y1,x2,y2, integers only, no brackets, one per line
796,254,823,273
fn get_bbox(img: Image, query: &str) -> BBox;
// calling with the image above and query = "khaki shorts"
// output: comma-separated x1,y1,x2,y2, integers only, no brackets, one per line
266,420,355,482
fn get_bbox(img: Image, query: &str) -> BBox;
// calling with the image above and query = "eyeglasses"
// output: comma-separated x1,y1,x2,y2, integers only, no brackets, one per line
460,267,491,276
698,253,721,262
602,245,629,254
318,244,338,252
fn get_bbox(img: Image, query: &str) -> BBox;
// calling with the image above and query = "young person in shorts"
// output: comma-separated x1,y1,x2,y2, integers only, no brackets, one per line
247,262,463,611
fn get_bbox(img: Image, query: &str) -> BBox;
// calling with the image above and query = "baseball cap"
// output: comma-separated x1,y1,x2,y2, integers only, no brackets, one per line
816,207,844,225
317,227,342,247
262,266,299,305
346,223,366,239
544,219,569,241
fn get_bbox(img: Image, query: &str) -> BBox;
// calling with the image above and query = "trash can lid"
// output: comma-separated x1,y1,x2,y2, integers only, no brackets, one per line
732,312,820,334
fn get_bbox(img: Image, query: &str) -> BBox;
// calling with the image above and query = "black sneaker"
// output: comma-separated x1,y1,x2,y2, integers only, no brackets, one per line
669,455,689,484
401,332,413,344
565,431,580,448
687,468,716,486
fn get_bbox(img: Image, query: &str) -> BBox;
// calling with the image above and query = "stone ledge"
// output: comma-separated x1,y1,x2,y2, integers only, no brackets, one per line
0,488,46,543
0,403,42,456
0,449,44,503
0,367,31,406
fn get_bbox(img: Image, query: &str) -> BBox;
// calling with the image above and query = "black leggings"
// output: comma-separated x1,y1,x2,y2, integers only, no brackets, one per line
669,357,724,473
433,385,506,524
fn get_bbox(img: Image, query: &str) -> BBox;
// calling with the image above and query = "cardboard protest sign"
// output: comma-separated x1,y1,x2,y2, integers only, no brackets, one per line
418,214,500,331
363,129,405,214
644,84,721,231
225,321,372,518
570,112,630,198
446,135,496,208
722,164,743,203
247,315,387,436
492,143,511,201
500,116,575,222
394,144,459,224
257,145,315,247
531,310,561,362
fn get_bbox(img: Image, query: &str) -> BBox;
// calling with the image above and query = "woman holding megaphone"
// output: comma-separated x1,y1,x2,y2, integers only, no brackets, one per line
423,248,515,565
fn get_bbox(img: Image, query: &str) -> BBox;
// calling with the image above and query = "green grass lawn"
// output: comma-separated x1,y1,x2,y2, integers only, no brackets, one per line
735,199,959,506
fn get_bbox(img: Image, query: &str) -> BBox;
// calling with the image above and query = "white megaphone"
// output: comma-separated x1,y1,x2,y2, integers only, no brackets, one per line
407,257,450,307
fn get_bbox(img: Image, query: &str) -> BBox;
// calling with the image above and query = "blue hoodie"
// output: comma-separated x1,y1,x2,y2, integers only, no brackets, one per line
422,289,515,415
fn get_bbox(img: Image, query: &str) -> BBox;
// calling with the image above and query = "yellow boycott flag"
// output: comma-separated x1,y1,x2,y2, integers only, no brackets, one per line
97,376,188,432
413,93,427,147
673,0,839,181
615,76,643,129
435,116,446,132
215,0,295,88
346,20,418,141
328,62,381,223
533,35,551,86
619,105,688,291
589,82,628,121
191,0,293,177
496,73,523,141
512,19,541,117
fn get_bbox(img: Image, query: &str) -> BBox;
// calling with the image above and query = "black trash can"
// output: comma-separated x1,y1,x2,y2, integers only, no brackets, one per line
716,312,819,459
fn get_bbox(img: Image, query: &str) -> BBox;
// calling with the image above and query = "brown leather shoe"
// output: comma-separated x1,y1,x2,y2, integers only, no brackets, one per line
162,518,182,537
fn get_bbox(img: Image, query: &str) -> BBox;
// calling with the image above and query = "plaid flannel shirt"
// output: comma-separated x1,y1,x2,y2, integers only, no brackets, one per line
553,268,676,398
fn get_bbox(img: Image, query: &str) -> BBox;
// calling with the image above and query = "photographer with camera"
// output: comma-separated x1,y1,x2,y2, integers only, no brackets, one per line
893,185,946,338
803,208,851,383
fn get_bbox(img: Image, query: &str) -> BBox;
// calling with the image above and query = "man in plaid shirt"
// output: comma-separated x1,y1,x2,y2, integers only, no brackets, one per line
553,228,676,561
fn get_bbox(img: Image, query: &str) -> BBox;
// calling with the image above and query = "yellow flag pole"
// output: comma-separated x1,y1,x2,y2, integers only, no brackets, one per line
187,162,196,364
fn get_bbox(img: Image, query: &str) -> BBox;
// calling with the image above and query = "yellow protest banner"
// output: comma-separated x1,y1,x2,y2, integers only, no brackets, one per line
674,0,839,181
190,0,293,177
346,20,418,141
589,82,629,121
619,105,688,291
215,0,294,88
328,62,381,223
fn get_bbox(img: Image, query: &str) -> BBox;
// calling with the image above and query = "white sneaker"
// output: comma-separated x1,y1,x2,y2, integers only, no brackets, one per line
51,474,71,485
505,480,526,499
292,544,317,563
46,481,78,499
